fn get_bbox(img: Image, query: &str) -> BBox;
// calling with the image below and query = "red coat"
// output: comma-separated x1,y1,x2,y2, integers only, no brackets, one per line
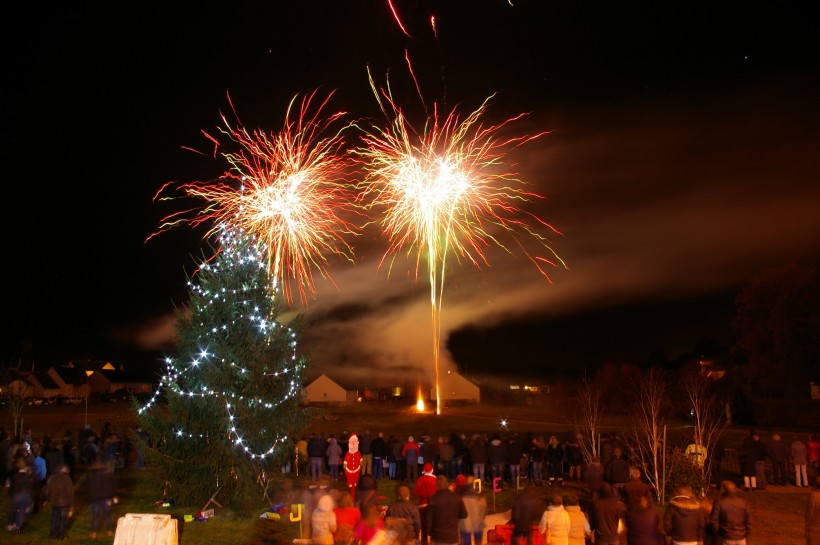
413,474,438,507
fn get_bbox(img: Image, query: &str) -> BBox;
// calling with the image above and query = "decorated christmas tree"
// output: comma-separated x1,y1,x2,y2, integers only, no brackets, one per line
137,226,307,512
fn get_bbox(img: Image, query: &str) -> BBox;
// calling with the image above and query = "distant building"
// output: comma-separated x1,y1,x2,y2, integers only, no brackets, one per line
303,374,358,404
26,371,62,400
430,371,480,404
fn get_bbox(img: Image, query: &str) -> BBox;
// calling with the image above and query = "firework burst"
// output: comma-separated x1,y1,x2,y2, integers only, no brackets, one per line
150,90,361,305
354,70,565,414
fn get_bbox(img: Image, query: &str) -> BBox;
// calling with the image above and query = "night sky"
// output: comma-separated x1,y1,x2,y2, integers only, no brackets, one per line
4,2,819,384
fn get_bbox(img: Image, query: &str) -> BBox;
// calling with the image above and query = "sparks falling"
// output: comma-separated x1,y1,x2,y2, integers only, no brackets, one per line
150,91,361,305
354,71,566,415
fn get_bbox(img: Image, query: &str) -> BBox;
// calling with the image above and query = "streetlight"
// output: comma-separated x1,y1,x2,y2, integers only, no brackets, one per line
84,370,94,427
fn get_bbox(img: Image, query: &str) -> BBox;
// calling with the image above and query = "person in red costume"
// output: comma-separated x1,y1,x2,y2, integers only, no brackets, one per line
344,433,363,499
414,462,438,545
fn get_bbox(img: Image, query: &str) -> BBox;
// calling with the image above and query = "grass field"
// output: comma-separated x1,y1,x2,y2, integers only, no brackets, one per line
1,400,815,544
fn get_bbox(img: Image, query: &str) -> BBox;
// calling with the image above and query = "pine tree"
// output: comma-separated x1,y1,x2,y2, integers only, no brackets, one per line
137,227,307,513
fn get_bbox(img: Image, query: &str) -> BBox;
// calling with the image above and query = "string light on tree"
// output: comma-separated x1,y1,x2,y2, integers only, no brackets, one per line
137,226,308,509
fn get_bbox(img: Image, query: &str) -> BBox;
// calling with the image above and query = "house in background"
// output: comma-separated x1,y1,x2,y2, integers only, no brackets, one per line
63,359,156,397
48,366,92,397
87,368,155,396
303,374,358,404
430,370,480,404
26,371,63,400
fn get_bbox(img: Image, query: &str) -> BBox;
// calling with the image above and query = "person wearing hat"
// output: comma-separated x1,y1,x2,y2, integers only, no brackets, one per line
458,475,487,545
415,462,438,545
344,433,363,499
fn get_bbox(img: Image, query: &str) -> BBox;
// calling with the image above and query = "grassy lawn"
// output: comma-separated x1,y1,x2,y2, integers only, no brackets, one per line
1,401,814,544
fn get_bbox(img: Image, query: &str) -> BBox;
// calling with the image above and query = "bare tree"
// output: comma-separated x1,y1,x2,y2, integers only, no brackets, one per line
629,368,671,503
6,379,29,439
576,374,605,464
681,367,728,488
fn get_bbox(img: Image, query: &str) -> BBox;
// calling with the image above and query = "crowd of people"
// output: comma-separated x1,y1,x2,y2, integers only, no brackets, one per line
1,422,129,538
288,428,820,545
4,421,820,544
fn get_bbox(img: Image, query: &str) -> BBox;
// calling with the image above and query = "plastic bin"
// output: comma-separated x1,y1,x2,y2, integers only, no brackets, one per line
113,513,178,545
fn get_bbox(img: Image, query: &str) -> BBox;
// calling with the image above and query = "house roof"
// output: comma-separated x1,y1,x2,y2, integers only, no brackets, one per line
51,366,88,385
31,372,60,389
306,373,359,392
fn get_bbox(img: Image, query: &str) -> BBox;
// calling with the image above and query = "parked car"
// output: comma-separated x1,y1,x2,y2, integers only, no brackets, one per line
102,388,134,402
54,395,85,405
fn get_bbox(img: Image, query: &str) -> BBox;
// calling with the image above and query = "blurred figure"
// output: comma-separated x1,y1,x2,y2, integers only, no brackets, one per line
402,436,421,483
546,437,565,487
425,475,466,545
604,447,630,501
46,463,74,540
86,460,116,538
458,475,487,545
30,443,47,514
623,496,662,545
564,436,583,483
385,484,421,545
662,485,706,545
710,481,750,545
563,494,590,545
793,435,810,487
354,503,384,544
415,463,438,545
590,482,625,545
808,475,820,545
511,485,542,545
7,454,33,533
538,493,570,545
333,491,361,545
623,467,653,512
370,432,387,480
311,492,337,545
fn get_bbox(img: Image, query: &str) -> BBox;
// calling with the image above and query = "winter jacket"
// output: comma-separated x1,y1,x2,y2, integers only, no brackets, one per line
468,437,488,465
488,438,508,466
414,473,438,507
710,492,750,540
307,436,326,458
546,444,565,467
538,505,571,545
793,440,809,465
326,438,342,466
605,456,630,484
386,498,421,539
370,436,387,459
591,484,625,543
809,438,820,463
767,439,788,462
623,506,663,545
511,488,543,535
564,505,590,545
46,470,75,508
565,442,583,466
425,488,467,544
438,442,454,464
402,440,420,465
459,490,487,535
311,494,337,545
86,464,115,502
10,466,33,496
662,494,705,543
623,478,653,511
508,436,525,466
